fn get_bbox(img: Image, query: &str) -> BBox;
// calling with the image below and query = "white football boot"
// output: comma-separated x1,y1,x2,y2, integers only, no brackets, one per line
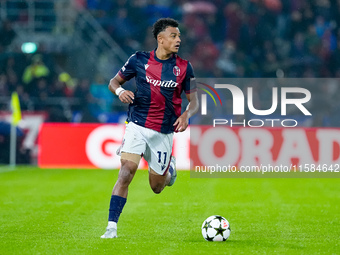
101,221,117,238
167,156,177,186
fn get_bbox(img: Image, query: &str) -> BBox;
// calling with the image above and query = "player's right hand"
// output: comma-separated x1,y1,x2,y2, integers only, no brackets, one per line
119,90,134,104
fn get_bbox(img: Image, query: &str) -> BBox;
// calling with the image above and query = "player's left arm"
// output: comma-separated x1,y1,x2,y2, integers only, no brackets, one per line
173,91,199,132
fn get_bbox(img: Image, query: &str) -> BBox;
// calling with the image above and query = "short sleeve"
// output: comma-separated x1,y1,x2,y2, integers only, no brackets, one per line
118,53,137,81
183,62,197,94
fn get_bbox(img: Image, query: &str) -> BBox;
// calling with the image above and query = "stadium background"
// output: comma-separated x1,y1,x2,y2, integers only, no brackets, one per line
1,1,340,254
1,0,340,165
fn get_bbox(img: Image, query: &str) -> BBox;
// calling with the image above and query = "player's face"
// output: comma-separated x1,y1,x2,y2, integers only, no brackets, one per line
158,26,181,54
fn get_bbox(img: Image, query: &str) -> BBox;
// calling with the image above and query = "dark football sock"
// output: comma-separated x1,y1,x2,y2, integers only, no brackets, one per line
108,195,127,223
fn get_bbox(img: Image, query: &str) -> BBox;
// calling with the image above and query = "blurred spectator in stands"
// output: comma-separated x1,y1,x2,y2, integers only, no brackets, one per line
87,0,114,18
291,32,306,60
31,78,49,110
0,74,9,99
262,52,280,77
216,40,237,77
73,78,98,122
16,85,32,111
305,25,322,58
129,0,149,43
144,0,173,26
315,15,330,38
224,2,244,45
330,40,340,74
73,0,87,9
0,20,16,52
109,8,137,47
22,54,50,94
58,72,77,97
50,78,67,98
86,0,99,10
190,35,219,76
3,56,22,93
235,50,257,77
73,78,91,107
183,15,209,40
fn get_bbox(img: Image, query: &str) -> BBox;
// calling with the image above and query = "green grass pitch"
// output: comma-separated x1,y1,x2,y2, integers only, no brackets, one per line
0,166,339,254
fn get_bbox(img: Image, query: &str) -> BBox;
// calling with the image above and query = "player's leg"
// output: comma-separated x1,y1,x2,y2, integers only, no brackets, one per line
101,122,145,239
148,157,176,193
101,153,141,239
112,155,140,197
145,131,176,194
149,168,170,194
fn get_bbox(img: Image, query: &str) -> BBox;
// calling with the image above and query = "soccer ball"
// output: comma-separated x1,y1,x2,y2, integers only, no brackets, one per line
201,215,231,241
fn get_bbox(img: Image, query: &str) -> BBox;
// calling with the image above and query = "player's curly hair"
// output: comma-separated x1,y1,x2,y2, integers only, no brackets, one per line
152,18,179,39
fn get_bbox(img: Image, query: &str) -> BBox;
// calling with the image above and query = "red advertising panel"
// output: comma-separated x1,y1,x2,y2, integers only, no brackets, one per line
189,126,340,168
39,123,125,168
39,124,340,169
38,123,190,169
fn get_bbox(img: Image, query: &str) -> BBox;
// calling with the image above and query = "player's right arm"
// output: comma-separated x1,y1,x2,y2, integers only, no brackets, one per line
109,53,137,104
108,74,134,104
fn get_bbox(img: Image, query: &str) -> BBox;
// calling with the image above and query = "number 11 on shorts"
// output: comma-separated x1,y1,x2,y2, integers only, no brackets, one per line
157,151,167,164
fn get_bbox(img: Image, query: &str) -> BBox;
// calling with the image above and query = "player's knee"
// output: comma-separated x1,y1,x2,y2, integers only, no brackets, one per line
117,161,137,186
117,171,132,186
151,184,164,194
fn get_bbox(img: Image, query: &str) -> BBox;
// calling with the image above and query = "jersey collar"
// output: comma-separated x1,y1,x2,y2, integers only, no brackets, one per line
153,48,176,63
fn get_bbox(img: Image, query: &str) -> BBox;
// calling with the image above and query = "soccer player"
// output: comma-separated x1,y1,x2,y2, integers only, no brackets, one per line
101,18,198,238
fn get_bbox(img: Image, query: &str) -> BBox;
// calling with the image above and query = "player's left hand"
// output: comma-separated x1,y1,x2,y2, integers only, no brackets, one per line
174,112,189,132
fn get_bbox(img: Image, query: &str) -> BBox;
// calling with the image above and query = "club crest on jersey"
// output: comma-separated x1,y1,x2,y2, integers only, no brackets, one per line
173,66,180,76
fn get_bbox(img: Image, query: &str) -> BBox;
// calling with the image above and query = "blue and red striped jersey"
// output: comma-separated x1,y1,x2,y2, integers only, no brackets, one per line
118,49,196,134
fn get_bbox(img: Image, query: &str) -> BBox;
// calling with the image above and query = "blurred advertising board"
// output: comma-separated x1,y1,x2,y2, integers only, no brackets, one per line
190,126,340,177
0,111,47,161
38,123,190,169
38,124,340,174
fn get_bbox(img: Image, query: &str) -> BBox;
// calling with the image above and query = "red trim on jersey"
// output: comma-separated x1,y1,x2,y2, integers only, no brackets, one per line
118,71,127,80
144,50,165,132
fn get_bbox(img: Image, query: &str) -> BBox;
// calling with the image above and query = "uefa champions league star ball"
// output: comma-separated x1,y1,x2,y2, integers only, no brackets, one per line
201,215,231,241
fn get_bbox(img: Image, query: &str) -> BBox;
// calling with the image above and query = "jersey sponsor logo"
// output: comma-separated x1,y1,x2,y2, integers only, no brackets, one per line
173,66,180,76
144,64,149,70
146,76,179,87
